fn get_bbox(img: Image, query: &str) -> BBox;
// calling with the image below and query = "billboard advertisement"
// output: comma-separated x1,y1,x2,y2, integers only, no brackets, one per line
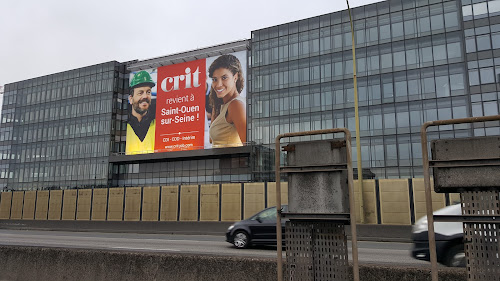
126,51,247,155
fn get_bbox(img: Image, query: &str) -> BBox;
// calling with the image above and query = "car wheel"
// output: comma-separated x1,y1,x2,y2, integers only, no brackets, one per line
233,231,250,249
444,244,466,267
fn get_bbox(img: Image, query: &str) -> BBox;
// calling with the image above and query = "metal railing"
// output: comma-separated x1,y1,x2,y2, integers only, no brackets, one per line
421,114,500,281
275,128,359,281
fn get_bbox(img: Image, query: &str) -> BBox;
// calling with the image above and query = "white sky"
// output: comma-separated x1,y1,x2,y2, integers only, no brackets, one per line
0,0,380,87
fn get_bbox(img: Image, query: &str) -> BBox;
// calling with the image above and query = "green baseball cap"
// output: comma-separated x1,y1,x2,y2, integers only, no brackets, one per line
130,71,155,89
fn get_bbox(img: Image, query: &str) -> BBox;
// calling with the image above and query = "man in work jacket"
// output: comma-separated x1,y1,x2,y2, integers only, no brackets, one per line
126,71,156,155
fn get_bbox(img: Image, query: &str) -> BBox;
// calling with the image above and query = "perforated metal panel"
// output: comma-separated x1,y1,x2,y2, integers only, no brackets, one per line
461,191,500,281
285,221,348,281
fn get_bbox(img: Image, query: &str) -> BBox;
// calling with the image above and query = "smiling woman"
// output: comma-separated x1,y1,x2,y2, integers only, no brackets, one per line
208,55,246,147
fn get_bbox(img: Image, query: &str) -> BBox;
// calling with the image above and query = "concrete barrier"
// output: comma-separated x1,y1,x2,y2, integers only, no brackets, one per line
0,245,466,281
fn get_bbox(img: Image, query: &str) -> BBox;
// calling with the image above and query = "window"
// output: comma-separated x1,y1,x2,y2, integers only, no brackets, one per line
433,44,447,63
423,77,435,94
393,51,406,67
406,48,418,66
418,17,431,35
444,12,459,29
392,22,404,38
480,67,495,84
490,1,500,16
420,47,433,64
384,113,396,129
468,70,480,86
493,33,500,49
449,73,464,91
476,35,491,51
379,24,391,40
473,2,488,18
367,27,378,44
447,42,461,59
435,76,450,97
462,5,472,19
404,20,416,36
483,101,499,116
381,53,392,70
431,14,444,31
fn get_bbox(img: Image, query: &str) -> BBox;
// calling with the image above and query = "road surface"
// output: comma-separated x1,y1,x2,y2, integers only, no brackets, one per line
0,229,429,267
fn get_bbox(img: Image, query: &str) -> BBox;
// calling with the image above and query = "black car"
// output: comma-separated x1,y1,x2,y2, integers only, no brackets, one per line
411,204,465,267
225,205,288,248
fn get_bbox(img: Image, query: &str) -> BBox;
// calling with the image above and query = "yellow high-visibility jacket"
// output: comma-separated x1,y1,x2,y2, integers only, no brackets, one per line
125,119,155,155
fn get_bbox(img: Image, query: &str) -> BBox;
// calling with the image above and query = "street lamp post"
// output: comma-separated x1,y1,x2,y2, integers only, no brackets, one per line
346,0,365,224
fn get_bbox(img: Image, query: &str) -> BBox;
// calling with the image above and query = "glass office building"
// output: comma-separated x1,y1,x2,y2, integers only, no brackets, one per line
1,0,499,191
248,0,500,180
0,62,129,191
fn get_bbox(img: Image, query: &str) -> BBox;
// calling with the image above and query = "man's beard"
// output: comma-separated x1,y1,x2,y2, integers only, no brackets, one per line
133,98,150,115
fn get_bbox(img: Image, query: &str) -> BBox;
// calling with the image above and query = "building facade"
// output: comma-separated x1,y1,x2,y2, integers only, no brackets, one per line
249,0,500,180
0,62,129,190
1,0,499,191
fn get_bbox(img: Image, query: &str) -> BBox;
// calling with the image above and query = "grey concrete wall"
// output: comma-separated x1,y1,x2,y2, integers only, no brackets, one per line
0,246,466,281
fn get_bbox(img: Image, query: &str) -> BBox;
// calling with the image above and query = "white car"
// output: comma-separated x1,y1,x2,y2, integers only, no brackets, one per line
411,204,465,267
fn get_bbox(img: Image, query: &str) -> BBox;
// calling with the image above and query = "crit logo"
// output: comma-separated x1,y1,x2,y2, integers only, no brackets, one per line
160,67,202,92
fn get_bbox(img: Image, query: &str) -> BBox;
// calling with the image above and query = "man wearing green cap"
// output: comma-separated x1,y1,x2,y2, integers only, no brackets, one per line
126,70,156,155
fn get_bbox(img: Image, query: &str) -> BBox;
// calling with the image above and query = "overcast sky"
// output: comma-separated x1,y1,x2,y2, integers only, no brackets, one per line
0,0,380,87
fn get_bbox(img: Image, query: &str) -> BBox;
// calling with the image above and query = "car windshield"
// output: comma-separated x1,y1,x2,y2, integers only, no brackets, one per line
250,205,288,221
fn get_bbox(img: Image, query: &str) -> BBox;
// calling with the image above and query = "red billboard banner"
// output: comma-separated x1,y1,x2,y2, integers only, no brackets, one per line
155,59,206,151
126,50,247,155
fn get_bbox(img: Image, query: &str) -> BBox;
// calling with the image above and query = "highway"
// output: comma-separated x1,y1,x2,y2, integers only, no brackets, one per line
0,229,430,267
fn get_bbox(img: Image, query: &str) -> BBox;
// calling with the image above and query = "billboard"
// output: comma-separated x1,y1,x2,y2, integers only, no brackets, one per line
126,51,247,155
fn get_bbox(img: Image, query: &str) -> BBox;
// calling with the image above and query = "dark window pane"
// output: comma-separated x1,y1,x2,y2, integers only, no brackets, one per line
483,101,499,115
392,22,404,37
447,42,462,59
431,14,444,30
444,12,459,29
450,73,464,90
393,51,406,67
435,76,450,97
476,35,491,51
395,81,408,97
418,17,431,35
404,20,416,36
480,67,495,84
468,70,480,86
465,38,476,53
379,24,391,40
